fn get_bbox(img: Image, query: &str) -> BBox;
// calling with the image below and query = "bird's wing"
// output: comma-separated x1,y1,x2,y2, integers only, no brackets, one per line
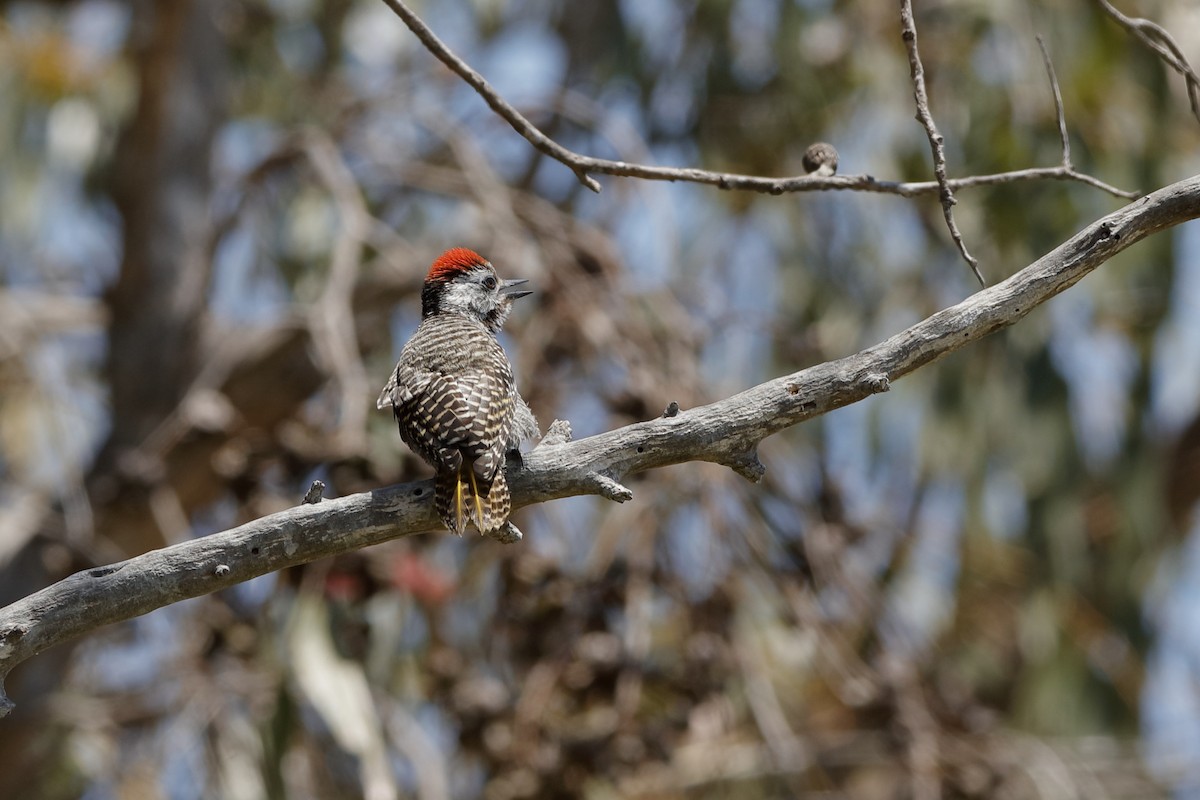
452,369,513,481
376,363,434,410
392,368,512,479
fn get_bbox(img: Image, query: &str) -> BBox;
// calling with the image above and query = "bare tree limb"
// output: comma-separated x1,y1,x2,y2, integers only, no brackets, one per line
377,0,1136,202
1095,0,1200,126
899,0,984,287
3,173,1200,717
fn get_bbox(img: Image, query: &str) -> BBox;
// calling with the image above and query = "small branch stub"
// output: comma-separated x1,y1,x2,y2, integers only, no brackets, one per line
590,472,634,503
303,480,326,504
864,373,891,393
725,449,767,483
486,522,523,544
574,168,602,193
662,401,681,418
539,419,573,447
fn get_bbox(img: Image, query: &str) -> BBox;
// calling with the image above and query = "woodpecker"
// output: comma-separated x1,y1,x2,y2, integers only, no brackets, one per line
377,248,539,540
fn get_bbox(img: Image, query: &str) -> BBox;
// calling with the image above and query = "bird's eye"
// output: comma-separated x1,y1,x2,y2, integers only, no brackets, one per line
482,276,498,290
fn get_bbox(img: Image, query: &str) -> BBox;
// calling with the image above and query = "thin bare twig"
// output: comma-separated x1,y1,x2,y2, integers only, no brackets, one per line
899,0,985,287
377,0,1136,203
1037,36,1072,166
397,154,1137,201
379,0,602,192
1095,0,1200,126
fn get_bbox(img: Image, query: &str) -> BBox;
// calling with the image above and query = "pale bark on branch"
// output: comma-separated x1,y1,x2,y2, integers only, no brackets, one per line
2,174,1200,717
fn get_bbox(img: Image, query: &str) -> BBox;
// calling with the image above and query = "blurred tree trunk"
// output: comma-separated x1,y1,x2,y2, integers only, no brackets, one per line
0,2,227,796
92,0,228,554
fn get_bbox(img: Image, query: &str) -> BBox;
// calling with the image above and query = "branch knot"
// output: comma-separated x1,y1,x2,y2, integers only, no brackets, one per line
723,448,767,483
863,373,891,393
303,480,326,504
538,419,573,447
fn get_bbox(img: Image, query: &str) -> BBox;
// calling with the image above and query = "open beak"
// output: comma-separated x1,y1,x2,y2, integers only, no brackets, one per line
500,278,532,300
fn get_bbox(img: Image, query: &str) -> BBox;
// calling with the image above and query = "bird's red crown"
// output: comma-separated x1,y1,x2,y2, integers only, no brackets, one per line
426,247,489,282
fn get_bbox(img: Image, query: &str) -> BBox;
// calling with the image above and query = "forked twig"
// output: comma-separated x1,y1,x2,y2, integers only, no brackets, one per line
377,0,1136,204
1095,0,1200,126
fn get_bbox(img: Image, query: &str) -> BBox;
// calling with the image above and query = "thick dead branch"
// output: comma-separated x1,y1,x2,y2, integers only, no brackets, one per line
3,173,1200,716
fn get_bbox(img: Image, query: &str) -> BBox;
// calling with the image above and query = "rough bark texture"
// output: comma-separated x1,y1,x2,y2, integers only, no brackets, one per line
3,173,1199,717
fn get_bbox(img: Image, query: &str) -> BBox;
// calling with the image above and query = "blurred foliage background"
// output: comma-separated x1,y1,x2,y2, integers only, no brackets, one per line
1,0,1199,797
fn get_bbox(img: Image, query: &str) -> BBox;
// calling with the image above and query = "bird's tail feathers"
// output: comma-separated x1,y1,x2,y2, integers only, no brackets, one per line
435,467,511,536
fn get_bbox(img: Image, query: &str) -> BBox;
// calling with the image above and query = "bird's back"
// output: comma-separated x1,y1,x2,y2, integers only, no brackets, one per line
400,314,510,374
